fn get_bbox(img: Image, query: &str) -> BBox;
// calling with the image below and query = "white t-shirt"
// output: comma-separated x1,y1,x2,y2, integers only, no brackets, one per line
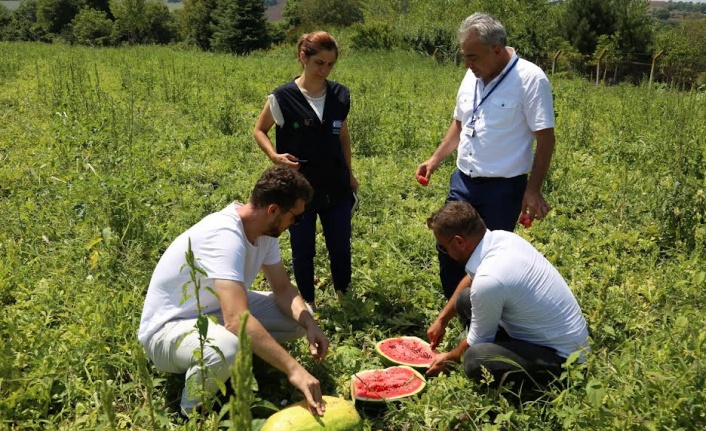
137,203,281,346
269,91,326,126
455,49,555,178
465,230,589,359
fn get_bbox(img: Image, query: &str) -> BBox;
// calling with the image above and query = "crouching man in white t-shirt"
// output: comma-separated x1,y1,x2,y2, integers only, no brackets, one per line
138,165,329,417
425,201,590,388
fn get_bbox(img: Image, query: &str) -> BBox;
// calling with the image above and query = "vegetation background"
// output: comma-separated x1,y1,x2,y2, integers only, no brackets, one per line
1,0,705,430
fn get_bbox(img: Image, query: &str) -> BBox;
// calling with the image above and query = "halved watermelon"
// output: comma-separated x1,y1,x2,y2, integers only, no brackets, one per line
375,336,435,369
351,365,426,403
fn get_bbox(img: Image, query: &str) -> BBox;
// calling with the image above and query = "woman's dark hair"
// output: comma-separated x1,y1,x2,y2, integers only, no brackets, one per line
250,165,313,210
297,31,339,60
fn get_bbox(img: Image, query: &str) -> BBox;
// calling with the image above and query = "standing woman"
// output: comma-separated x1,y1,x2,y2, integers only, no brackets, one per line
254,31,358,310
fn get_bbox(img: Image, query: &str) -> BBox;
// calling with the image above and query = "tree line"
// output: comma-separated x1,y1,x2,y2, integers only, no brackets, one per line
0,0,704,85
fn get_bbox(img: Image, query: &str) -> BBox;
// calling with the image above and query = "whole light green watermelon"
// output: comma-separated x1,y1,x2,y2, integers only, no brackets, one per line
261,395,363,431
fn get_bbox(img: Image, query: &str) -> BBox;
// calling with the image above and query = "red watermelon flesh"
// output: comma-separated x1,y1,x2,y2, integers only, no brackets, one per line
352,366,426,401
376,336,435,368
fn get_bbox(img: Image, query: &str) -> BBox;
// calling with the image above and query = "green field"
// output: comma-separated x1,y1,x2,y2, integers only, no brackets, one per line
0,41,705,430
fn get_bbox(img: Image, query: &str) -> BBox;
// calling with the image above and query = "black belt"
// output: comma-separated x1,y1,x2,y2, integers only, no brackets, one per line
463,173,526,184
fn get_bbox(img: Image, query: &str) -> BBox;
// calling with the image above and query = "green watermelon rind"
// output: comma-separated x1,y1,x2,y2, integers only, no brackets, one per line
351,365,427,404
375,336,434,370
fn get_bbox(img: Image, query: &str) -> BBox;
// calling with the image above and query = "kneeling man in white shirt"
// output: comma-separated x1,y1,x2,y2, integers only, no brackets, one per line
425,201,589,387
138,165,329,417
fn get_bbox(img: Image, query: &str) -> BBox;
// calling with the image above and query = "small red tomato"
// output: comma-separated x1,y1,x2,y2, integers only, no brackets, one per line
416,174,429,186
518,213,532,228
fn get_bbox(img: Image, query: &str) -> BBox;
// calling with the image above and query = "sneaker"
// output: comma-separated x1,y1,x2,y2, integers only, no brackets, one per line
179,404,206,421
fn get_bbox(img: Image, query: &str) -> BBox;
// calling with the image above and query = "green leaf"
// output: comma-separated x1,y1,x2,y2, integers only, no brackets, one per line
586,379,606,408
196,315,209,337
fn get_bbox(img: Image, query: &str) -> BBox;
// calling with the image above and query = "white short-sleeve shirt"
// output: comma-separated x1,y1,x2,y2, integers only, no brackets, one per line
465,230,589,359
137,203,281,346
455,49,555,178
269,91,326,127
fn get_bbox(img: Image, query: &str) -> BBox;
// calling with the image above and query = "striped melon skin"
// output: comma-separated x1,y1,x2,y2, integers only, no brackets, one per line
261,396,362,431
351,365,426,403
375,336,435,369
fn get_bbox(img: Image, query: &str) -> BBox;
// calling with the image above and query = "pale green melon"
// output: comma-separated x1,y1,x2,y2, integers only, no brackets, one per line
261,395,362,431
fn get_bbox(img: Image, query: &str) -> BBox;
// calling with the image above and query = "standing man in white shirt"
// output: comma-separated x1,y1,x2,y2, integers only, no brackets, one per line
138,166,330,418
425,201,589,387
416,13,556,300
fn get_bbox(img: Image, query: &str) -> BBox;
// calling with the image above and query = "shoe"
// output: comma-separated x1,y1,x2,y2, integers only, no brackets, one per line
179,404,206,421
306,301,317,313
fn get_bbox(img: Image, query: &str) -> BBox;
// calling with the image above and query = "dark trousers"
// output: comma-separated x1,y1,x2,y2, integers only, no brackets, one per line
289,198,351,303
455,288,565,387
439,169,527,299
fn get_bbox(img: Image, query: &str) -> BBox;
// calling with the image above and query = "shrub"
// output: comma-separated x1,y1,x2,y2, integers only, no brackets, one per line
401,26,456,58
71,8,113,46
351,21,398,50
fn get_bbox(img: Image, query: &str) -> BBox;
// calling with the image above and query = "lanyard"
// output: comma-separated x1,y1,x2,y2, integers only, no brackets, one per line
467,56,519,134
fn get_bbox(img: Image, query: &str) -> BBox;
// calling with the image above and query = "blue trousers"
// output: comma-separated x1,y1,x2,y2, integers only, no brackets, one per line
289,198,352,303
439,169,527,299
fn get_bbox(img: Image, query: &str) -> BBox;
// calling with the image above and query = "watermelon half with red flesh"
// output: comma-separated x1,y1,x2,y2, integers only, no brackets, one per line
351,366,426,403
375,336,435,369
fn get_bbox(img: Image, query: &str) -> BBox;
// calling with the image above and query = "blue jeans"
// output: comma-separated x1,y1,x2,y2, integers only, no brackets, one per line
289,197,352,303
439,169,527,299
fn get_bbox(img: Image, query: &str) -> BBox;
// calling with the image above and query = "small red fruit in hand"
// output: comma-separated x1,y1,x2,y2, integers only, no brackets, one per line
518,213,532,228
416,174,429,186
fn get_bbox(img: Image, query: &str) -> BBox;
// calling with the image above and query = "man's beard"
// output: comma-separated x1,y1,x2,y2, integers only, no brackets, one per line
263,216,283,237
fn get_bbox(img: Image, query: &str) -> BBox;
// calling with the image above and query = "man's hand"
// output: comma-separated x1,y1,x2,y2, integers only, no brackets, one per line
306,325,329,363
521,190,551,220
288,366,326,416
415,158,438,185
426,352,456,377
427,319,447,350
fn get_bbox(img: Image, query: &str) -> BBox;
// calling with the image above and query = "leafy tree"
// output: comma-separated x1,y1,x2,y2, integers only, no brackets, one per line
8,0,46,41
290,0,363,27
71,8,113,46
36,0,81,36
281,0,301,27
0,4,11,40
111,0,148,44
610,0,653,58
144,1,177,44
653,8,670,21
180,0,217,49
210,0,270,54
655,19,706,86
493,0,556,61
84,0,113,16
561,0,615,55
561,0,653,60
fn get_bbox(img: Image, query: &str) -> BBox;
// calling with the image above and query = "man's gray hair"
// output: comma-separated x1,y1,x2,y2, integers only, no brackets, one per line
458,13,507,47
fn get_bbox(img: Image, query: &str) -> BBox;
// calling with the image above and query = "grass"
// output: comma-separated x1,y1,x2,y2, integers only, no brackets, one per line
0,41,705,430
